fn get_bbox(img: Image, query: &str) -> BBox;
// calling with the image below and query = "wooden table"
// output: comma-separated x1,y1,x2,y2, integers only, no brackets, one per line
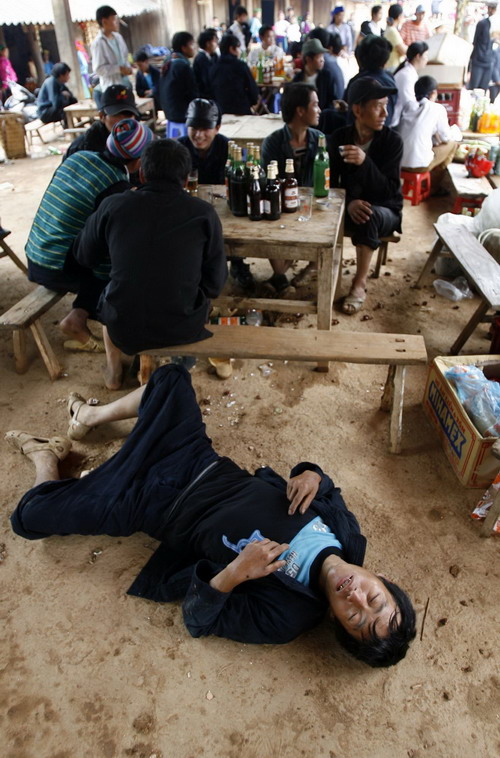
447,163,492,214
220,113,283,147
64,96,156,130
212,186,345,342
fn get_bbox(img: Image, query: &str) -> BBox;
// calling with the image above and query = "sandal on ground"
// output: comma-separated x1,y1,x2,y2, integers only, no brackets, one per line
342,294,366,315
208,357,233,379
63,335,105,353
67,392,92,440
5,431,71,460
292,263,318,287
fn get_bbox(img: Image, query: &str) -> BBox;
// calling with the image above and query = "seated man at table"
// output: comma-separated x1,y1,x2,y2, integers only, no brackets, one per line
248,25,284,66
73,138,227,389
397,76,458,195
178,98,228,184
134,51,160,111
193,28,219,99
210,33,259,115
36,62,77,124
328,78,403,315
307,27,345,103
8,364,416,665
292,38,340,111
25,119,153,352
63,85,140,161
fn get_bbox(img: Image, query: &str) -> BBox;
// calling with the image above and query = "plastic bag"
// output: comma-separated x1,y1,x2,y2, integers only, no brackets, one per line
472,472,500,533
433,276,474,301
445,364,500,436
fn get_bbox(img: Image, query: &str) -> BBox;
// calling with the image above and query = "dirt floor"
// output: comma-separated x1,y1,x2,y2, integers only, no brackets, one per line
0,150,499,758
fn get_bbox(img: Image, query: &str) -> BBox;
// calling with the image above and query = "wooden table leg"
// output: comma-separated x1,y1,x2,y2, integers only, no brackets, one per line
387,365,406,454
65,110,75,130
450,300,489,355
13,329,29,374
30,321,62,380
416,237,444,287
333,212,345,303
139,354,157,385
316,244,335,372
480,489,500,536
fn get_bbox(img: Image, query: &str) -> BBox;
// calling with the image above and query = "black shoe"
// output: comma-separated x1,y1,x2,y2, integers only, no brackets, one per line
230,260,256,293
0,226,11,240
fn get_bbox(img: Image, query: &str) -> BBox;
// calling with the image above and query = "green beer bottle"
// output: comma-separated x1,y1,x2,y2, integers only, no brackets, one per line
313,135,330,198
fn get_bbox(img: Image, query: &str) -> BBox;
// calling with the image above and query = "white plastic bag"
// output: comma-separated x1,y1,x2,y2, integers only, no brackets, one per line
433,276,474,301
445,364,500,436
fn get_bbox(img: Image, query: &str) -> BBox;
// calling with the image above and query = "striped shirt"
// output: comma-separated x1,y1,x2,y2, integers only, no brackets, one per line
400,20,431,46
25,151,126,277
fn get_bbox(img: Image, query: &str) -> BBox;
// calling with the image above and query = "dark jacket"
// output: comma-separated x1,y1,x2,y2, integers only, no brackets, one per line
193,50,217,99
73,180,227,354
159,53,197,123
135,64,160,98
36,76,76,119
345,68,398,126
471,17,493,65
127,459,367,644
262,124,324,187
328,124,403,220
324,53,346,100
178,133,229,185
210,53,259,115
293,65,342,110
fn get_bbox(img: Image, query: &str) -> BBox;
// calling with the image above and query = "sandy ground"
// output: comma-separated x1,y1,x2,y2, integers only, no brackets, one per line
0,151,499,758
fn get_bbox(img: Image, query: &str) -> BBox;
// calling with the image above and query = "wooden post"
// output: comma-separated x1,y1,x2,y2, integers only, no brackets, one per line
27,25,45,85
50,0,85,100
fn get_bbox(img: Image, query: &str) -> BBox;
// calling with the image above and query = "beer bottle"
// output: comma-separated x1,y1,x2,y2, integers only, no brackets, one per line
247,166,263,221
231,146,247,217
253,146,267,193
264,165,281,221
257,54,264,85
283,158,298,213
313,135,330,198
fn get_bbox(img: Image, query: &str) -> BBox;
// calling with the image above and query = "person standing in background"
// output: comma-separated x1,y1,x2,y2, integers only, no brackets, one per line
400,5,431,45
384,4,407,73
91,5,133,109
250,8,262,42
193,29,219,100
274,11,290,52
0,45,18,102
159,32,197,125
391,41,429,126
327,7,353,55
229,6,249,50
468,3,498,92
42,50,54,76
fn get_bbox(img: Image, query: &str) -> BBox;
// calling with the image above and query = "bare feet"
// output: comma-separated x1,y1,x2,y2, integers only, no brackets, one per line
60,308,91,345
103,365,123,391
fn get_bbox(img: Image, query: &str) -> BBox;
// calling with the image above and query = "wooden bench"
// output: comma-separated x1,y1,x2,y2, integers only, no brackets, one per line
372,234,401,279
139,326,428,454
0,232,28,274
447,163,491,215
25,119,62,148
416,221,500,354
0,286,64,380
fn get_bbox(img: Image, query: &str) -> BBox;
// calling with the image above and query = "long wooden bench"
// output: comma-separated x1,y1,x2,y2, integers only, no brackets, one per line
140,326,428,454
416,221,500,354
0,285,64,380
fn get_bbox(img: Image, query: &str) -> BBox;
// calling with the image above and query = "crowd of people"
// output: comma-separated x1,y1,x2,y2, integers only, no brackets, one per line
5,1,500,671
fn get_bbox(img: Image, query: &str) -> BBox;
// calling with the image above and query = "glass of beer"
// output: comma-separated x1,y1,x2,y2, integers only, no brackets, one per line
187,169,198,195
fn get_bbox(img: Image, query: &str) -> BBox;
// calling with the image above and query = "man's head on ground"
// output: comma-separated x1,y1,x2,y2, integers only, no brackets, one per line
331,6,345,25
100,85,140,130
52,62,71,83
371,5,383,22
96,5,119,32
415,75,438,102
321,556,416,667
487,2,498,16
106,118,154,173
348,77,397,130
140,138,192,186
234,5,249,24
172,31,195,59
220,33,241,57
356,34,392,71
407,40,429,71
282,82,320,127
186,98,221,153
198,28,219,55
302,38,328,74
259,25,275,48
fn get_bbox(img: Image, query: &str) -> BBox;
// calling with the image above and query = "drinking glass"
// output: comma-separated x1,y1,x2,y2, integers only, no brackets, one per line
297,189,313,222
198,185,214,204
187,169,199,195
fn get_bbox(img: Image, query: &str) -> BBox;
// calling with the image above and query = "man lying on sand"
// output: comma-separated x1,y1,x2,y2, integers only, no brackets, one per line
7,365,416,667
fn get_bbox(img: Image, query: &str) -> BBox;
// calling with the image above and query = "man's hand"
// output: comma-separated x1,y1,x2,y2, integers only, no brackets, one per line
348,199,372,224
145,88,153,97
120,65,133,75
286,470,321,515
340,145,366,165
209,539,288,592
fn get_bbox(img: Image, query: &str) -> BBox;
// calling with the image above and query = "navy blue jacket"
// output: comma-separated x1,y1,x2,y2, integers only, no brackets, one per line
36,76,76,118
159,54,197,123
293,65,343,110
262,124,324,187
135,64,160,98
178,133,229,185
193,50,217,99
471,17,493,65
210,54,259,115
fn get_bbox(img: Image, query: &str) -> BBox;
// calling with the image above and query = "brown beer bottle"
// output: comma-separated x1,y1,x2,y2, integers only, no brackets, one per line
264,165,281,221
283,158,298,213
247,166,263,221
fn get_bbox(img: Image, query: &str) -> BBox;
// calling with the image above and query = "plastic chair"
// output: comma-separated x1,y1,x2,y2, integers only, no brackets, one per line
401,170,431,206
166,121,187,139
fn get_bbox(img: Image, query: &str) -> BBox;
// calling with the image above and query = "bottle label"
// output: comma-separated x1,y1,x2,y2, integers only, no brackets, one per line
324,167,330,190
260,199,264,214
247,195,251,214
263,200,271,214
284,187,298,209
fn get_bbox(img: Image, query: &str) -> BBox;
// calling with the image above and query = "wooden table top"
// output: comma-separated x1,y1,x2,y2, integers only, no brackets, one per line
447,163,492,198
64,97,154,117
213,185,345,250
220,113,283,144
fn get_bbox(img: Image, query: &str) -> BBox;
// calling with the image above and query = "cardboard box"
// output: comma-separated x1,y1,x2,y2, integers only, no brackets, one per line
422,355,500,488
425,64,466,88
426,32,473,67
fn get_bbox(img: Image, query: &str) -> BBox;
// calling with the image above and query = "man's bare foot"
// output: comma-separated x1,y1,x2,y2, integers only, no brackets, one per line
103,365,123,391
60,309,91,345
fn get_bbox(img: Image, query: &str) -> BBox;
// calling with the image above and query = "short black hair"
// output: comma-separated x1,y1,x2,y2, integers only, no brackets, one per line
141,139,192,184
281,82,317,123
329,33,343,56
198,28,218,49
220,33,240,56
388,3,404,20
407,40,429,62
357,35,392,70
308,26,330,49
171,31,194,53
234,5,248,18
259,25,274,39
52,62,71,78
334,577,417,668
96,5,117,26
372,4,382,16
415,75,438,101
134,51,149,63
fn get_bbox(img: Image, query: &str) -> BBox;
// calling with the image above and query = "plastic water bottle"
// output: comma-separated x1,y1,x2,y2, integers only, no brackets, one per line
246,309,263,326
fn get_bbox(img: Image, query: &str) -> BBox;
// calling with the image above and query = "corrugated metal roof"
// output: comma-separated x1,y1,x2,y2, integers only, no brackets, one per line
2,0,160,26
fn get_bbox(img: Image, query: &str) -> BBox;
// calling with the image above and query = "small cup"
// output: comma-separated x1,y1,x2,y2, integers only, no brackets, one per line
198,184,214,204
187,169,199,195
297,188,313,222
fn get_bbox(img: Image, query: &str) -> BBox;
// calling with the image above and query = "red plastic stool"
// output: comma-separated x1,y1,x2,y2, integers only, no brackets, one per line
401,170,431,206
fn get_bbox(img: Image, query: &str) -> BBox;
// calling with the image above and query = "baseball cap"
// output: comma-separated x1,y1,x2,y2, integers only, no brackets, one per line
101,85,140,117
302,38,328,57
106,118,154,160
185,98,221,128
347,77,397,107
415,5,425,12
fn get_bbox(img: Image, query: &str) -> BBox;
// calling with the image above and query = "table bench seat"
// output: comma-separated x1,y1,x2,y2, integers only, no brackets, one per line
447,163,491,214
